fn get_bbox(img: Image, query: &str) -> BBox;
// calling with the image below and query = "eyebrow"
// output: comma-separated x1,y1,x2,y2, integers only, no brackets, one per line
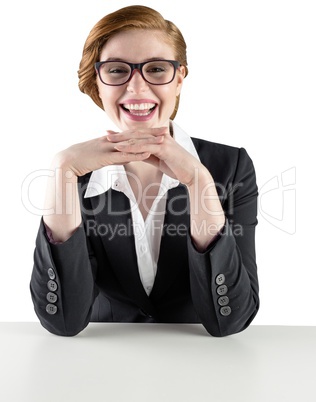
102,57,169,62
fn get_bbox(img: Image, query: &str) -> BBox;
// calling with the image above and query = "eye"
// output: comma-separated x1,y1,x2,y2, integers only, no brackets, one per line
146,65,166,73
145,61,172,76
101,62,130,76
108,67,129,74
145,64,167,74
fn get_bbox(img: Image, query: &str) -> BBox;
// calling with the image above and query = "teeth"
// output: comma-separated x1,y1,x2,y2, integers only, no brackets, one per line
123,103,156,111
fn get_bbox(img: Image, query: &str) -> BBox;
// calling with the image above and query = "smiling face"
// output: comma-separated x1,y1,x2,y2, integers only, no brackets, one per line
97,29,185,131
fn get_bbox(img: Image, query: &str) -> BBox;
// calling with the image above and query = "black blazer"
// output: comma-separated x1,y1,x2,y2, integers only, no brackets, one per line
30,137,259,337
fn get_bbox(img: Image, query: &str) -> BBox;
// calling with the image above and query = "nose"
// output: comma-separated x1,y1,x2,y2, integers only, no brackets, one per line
126,69,149,93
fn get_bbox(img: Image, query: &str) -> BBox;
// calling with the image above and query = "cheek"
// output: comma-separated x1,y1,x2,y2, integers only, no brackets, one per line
157,85,178,104
98,86,122,108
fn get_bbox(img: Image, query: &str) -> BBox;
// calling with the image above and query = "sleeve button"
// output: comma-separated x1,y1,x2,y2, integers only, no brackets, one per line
218,296,229,306
46,292,58,303
215,274,226,285
216,284,228,296
47,268,56,280
46,304,58,315
220,306,232,316
47,280,58,292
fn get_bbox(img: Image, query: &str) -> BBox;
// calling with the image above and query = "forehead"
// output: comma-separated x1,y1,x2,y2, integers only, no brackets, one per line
99,29,175,62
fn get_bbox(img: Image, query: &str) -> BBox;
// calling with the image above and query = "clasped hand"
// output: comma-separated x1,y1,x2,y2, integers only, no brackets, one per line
60,127,206,186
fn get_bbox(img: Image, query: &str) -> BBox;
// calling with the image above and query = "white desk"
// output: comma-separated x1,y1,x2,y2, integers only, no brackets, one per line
0,323,315,402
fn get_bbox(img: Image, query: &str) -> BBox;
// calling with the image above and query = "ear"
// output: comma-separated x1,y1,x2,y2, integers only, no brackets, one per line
176,65,186,96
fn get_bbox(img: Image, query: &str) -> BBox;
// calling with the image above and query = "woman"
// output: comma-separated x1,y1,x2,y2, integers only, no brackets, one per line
30,5,259,337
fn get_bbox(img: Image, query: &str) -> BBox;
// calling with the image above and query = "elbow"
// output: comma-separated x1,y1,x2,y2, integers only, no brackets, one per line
38,316,89,337
203,297,260,338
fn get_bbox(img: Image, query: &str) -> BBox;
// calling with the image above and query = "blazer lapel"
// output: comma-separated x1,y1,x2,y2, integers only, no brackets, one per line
89,189,156,316
150,184,190,301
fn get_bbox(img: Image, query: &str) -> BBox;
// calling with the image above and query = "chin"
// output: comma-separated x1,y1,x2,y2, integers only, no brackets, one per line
120,120,158,131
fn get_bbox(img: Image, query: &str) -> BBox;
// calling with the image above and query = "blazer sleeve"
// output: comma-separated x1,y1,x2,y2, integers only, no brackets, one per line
30,218,97,336
188,147,259,337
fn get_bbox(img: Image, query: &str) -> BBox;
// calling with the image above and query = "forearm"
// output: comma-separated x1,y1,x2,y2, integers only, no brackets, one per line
43,155,82,242
186,146,259,336
188,226,259,337
31,219,96,336
187,166,225,251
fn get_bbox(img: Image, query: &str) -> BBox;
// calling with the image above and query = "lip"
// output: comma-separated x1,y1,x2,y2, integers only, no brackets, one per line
121,98,157,104
120,98,158,122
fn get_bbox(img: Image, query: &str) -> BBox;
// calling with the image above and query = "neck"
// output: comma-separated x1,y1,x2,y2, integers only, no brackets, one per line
125,161,161,182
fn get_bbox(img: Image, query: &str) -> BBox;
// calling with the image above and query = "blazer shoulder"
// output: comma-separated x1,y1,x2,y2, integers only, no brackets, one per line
192,136,240,158
191,137,255,185
192,135,240,164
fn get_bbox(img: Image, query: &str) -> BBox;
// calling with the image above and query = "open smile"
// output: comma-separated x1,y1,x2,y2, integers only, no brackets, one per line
120,102,157,117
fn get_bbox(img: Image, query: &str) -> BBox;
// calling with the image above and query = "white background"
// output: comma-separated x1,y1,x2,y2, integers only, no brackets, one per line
0,0,315,325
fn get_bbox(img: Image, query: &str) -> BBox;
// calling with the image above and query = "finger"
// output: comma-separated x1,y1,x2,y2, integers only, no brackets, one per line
114,140,164,155
107,127,168,143
116,135,164,148
110,151,151,164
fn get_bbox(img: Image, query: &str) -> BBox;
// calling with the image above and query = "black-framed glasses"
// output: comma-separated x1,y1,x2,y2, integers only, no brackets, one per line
95,59,181,86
